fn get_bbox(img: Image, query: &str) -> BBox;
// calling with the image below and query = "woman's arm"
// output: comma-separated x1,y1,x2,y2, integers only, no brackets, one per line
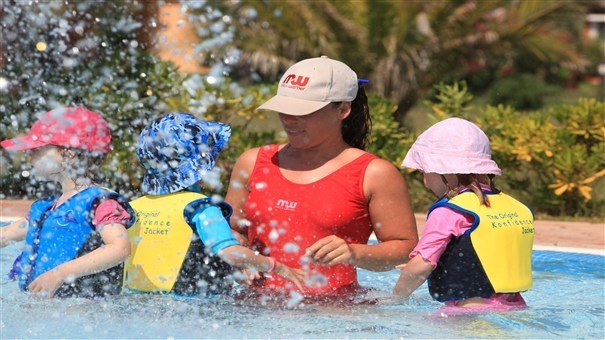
0,218,28,248
27,222,131,297
393,254,434,297
352,159,418,270
224,147,260,246
306,159,418,271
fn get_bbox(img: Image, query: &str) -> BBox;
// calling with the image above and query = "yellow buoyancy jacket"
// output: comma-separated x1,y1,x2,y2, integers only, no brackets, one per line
124,191,232,295
428,191,534,302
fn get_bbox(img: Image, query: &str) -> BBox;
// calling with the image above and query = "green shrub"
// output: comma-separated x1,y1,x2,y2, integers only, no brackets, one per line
476,99,605,217
488,74,559,110
424,81,474,120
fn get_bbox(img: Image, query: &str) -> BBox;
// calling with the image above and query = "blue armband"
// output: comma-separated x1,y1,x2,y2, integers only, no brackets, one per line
192,205,239,255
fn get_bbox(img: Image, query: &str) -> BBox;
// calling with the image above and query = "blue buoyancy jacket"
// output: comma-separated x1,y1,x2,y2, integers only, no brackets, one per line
12,186,135,297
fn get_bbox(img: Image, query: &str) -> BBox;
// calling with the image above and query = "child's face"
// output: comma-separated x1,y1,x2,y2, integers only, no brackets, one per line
423,173,445,198
29,145,64,179
423,173,458,198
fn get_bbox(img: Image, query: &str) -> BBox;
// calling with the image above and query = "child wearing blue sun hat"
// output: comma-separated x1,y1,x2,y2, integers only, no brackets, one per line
124,113,303,295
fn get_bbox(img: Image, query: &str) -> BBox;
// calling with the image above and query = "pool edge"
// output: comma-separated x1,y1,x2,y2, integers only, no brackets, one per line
533,245,604,256
2,216,604,256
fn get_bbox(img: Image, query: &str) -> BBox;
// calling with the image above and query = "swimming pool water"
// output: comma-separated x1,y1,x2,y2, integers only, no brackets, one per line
1,236,603,338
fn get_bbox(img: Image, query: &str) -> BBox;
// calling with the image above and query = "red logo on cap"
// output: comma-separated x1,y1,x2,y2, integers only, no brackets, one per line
282,74,310,90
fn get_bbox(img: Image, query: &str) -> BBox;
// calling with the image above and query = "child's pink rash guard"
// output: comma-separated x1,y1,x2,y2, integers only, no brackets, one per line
92,200,132,228
410,184,492,266
25,199,132,228
410,206,474,267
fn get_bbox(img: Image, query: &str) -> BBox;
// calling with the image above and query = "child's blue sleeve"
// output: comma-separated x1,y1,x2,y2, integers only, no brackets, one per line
191,205,239,255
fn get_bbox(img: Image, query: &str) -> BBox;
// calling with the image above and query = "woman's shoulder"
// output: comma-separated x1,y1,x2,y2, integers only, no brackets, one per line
363,154,401,177
234,144,282,174
337,148,401,177
239,144,281,160
360,154,409,195
239,146,261,162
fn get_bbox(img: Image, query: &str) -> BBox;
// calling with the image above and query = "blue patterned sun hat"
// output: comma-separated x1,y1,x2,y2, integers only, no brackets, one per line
136,113,231,195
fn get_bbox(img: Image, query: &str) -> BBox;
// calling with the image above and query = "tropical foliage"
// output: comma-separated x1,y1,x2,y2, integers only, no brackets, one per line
191,0,591,120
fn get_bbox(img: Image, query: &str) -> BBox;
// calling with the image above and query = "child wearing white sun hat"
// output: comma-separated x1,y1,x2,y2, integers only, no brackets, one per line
393,117,534,313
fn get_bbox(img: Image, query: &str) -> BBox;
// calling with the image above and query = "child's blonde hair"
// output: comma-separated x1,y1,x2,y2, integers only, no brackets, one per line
444,174,499,207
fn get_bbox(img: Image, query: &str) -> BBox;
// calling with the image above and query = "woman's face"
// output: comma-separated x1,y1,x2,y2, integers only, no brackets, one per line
278,103,350,149
29,145,64,179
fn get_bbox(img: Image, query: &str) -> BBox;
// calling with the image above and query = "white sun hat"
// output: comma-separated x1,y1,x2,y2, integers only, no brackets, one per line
402,118,502,175
257,56,358,116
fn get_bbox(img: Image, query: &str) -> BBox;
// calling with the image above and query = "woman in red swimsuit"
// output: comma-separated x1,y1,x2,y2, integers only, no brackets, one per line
225,56,418,297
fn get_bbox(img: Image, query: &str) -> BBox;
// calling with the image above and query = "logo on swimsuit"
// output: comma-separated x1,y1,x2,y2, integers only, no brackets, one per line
281,74,310,90
276,199,298,211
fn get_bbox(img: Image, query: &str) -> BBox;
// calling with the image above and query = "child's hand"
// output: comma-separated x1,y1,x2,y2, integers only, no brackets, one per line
274,262,305,291
233,268,262,285
27,267,67,298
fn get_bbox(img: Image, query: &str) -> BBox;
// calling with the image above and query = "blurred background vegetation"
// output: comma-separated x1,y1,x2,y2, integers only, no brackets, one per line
0,0,603,219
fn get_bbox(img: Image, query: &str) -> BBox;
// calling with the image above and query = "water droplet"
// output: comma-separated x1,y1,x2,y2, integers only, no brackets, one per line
287,291,304,308
36,42,47,52
0,77,8,91
283,242,299,253
269,229,279,242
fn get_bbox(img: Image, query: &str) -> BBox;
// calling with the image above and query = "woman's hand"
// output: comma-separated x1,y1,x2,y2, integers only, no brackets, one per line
305,235,354,266
27,267,67,298
274,262,305,291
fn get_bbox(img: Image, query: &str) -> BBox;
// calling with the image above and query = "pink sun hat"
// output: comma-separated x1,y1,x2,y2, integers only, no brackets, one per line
402,117,501,175
1,107,112,153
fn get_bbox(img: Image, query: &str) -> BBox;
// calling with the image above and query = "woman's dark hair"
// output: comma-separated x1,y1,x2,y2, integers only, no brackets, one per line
335,85,371,150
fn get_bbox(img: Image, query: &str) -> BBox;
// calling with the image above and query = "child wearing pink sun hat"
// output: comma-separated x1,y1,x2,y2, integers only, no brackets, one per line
393,118,534,313
1,107,134,298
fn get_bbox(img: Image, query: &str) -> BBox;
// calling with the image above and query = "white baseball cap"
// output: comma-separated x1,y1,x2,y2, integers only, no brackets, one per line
257,56,359,116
